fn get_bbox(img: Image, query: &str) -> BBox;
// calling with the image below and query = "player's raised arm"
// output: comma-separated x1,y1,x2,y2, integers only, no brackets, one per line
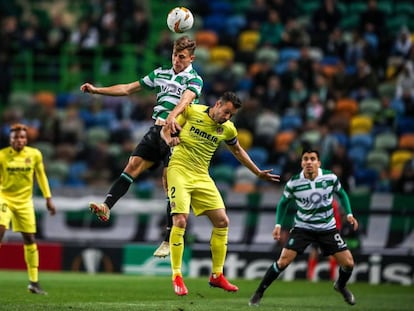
80,81,141,96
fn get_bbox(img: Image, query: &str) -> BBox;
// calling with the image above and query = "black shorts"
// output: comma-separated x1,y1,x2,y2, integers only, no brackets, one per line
285,227,348,256
131,125,171,169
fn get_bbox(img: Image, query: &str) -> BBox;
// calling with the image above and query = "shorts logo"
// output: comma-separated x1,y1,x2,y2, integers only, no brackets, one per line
170,202,176,210
288,238,295,246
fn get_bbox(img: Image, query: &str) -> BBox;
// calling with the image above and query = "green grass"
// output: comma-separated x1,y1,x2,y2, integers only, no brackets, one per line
1,270,412,310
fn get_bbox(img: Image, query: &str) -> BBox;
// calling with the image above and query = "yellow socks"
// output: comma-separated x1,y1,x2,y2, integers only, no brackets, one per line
24,243,39,283
170,226,186,278
210,227,228,274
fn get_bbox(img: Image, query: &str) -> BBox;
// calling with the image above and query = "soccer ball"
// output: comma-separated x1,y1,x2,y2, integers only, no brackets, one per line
167,7,194,33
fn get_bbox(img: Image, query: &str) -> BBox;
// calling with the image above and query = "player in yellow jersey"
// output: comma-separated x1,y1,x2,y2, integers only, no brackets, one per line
0,124,56,295
161,92,280,296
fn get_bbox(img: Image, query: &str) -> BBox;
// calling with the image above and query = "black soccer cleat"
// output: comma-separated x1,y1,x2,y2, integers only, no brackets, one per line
248,291,263,307
334,282,355,305
28,282,48,295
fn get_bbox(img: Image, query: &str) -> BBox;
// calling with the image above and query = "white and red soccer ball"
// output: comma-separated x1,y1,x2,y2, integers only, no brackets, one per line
167,7,194,33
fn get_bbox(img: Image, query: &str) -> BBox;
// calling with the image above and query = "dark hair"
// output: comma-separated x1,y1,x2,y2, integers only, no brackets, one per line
174,35,196,55
10,123,28,132
220,91,242,109
301,148,320,160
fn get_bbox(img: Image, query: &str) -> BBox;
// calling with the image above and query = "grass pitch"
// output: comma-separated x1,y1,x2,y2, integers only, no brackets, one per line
0,270,412,311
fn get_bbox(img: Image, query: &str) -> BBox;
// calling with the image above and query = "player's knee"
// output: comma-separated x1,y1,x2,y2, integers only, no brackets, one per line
172,214,187,228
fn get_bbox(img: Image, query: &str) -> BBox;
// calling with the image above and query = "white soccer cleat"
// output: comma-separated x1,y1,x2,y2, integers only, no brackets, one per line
153,241,170,258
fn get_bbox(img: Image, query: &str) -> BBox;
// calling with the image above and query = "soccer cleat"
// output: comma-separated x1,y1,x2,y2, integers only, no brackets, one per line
28,282,48,295
89,202,110,222
172,275,188,296
248,291,263,306
209,273,239,292
153,241,170,258
334,282,356,305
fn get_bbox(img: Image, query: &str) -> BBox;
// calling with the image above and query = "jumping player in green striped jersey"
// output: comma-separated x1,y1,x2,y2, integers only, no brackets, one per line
80,36,202,258
249,149,359,307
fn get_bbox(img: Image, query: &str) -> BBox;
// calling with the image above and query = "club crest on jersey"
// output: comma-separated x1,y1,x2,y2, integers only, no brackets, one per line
25,158,31,164
216,127,223,134
321,180,328,189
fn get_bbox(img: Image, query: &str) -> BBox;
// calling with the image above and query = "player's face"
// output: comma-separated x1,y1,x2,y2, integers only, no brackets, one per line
172,48,194,73
301,152,320,177
10,130,28,152
210,101,238,124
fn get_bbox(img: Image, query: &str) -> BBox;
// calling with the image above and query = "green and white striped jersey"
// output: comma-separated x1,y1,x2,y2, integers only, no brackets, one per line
139,64,203,121
283,168,341,231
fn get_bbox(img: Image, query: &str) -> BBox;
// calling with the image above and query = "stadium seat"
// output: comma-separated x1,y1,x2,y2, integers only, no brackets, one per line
194,47,211,65
390,98,405,116
247,147,269,167
67,161,87,186
32,142,55,160
210,164,235,186
210,1,233,15
377,82,396,98
349,133,373,151
394,1,414,15
397,116,414,135
300,130,321,148
332,132,349,148
390,150,413,172
279,114,302,131
398,133,414,151
233,166,257,193
203,14,228,33
255,47,279,64
359,98,382,117
238,30,260,52
347,1,367,15
35,91,56,107
365,149,390,173
278,48,301,62
335,98,359,119
46,160,70,188
86,126,110,146
216,149,240,167
347,146,368,168
374,132,398,151
209,46,235,66
254,112,281,139
354,168,378,189
273,131,296,153
237,128,253,150
195,30,219,49
349,115,373,136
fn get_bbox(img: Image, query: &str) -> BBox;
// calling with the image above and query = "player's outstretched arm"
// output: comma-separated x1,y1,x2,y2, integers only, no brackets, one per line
227,141,280,182
80,81,141,96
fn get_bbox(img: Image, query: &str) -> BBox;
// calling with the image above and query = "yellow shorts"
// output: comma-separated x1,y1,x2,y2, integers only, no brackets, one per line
167,165,225,216
0,198,36,233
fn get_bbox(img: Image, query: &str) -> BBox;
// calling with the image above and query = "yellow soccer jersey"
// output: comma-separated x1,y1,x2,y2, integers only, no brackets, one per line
169,104,237,174
0,146,51,204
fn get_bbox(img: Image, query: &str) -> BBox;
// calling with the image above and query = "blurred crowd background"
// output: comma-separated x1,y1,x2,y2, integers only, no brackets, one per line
1,0,414,198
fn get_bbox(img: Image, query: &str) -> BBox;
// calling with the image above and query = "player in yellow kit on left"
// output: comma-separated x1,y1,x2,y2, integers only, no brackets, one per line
0,123,56,295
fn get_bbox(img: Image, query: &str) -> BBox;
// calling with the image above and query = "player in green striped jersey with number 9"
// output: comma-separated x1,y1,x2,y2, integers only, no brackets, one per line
249,149,359,307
